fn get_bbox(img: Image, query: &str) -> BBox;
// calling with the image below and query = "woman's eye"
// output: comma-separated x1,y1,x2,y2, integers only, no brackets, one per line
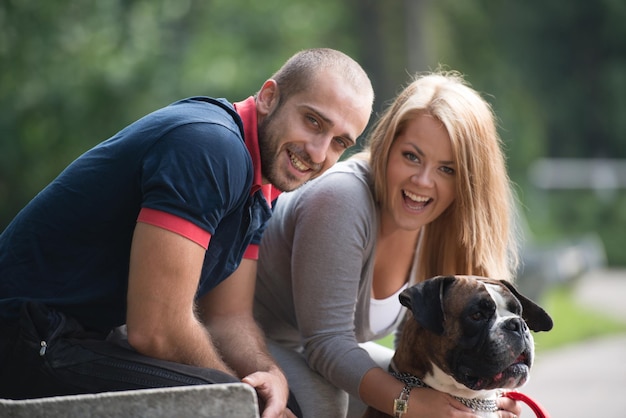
403,152,419,162
440,166,455,175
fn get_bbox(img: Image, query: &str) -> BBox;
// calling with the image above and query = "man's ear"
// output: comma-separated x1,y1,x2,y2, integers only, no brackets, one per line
256,79,279,117
399,275,456,335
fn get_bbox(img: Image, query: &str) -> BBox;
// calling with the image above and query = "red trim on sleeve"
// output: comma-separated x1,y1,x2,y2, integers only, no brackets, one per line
243,243,259,260
137,208,211,249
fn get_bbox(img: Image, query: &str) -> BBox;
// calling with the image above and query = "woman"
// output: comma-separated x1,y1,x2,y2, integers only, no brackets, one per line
254,71,522,418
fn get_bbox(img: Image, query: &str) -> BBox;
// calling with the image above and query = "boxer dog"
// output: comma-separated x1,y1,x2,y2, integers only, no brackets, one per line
364,275,553,418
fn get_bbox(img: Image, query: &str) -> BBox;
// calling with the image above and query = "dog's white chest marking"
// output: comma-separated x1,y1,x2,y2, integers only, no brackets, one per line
425,364,497,400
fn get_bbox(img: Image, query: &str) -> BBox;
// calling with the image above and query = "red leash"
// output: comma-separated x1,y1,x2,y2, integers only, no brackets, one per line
504,391,550,418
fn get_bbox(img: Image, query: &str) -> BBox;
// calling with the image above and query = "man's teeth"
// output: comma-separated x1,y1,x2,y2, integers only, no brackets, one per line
289,151,309,172
403,190,429,203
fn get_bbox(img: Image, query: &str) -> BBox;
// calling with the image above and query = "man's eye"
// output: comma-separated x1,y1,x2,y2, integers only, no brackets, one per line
334,137,349,149
306,115,320,128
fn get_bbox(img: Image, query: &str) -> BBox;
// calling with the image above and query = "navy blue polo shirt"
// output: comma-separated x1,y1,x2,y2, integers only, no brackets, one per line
0,96,275,331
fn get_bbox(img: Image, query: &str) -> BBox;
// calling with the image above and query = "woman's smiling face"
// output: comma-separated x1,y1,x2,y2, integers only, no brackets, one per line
383,112,457,232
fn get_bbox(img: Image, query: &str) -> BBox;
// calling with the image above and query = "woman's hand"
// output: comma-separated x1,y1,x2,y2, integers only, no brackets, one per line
406,387,522,418
406,387,477,417
496,394,522,418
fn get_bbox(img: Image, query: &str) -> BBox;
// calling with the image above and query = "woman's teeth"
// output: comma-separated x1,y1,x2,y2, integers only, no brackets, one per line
403,190,430,204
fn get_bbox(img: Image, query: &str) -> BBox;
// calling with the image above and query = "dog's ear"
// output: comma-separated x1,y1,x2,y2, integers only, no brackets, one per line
399,275,455,335
498,280,554,332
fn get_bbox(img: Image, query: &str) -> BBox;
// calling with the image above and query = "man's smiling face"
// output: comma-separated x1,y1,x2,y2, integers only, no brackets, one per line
256,71,371,192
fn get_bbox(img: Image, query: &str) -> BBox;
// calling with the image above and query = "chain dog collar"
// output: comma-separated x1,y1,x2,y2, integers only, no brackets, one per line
391,371,499,413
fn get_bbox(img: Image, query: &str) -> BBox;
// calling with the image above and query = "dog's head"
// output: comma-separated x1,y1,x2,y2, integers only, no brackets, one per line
397,275,553,397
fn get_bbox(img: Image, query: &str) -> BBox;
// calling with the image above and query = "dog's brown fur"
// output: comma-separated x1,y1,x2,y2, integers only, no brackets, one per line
363,275,553,417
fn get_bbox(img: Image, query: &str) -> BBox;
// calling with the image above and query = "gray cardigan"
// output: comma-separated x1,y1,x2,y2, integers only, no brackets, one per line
254,159,407,398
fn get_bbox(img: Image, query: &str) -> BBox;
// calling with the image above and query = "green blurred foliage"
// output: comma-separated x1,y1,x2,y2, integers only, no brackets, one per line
1,0,625,264
0,0,352,225
430,0,626,174
526,190,626,266
532,284,626,351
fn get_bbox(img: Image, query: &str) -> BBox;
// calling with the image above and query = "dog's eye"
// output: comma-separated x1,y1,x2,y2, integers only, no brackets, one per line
470,311,485,321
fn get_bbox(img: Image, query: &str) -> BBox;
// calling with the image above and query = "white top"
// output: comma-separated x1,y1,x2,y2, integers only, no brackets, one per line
369,283,408,334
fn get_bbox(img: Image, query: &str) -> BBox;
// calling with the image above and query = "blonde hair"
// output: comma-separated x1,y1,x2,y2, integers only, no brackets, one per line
361,71,519,282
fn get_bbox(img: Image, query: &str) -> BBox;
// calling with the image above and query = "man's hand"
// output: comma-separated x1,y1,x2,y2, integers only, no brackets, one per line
199,259,297,417
242,366,296,418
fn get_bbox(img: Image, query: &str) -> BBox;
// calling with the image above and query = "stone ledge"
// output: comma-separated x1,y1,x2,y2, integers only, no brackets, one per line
0,383,259,418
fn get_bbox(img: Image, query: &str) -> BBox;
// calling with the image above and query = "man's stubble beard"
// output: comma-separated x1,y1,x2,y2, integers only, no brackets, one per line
258,103,327,192
257,110,299,193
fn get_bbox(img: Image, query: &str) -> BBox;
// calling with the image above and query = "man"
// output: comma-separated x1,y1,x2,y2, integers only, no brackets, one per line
0,48,374,417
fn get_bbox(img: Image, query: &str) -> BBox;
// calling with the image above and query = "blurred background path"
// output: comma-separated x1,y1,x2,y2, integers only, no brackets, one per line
518,268,626,418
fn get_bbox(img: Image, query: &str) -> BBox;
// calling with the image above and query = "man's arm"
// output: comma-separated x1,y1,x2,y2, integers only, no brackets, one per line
197,258,292,418
126,222,291,417
196,258,267,375
125,222,234,374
